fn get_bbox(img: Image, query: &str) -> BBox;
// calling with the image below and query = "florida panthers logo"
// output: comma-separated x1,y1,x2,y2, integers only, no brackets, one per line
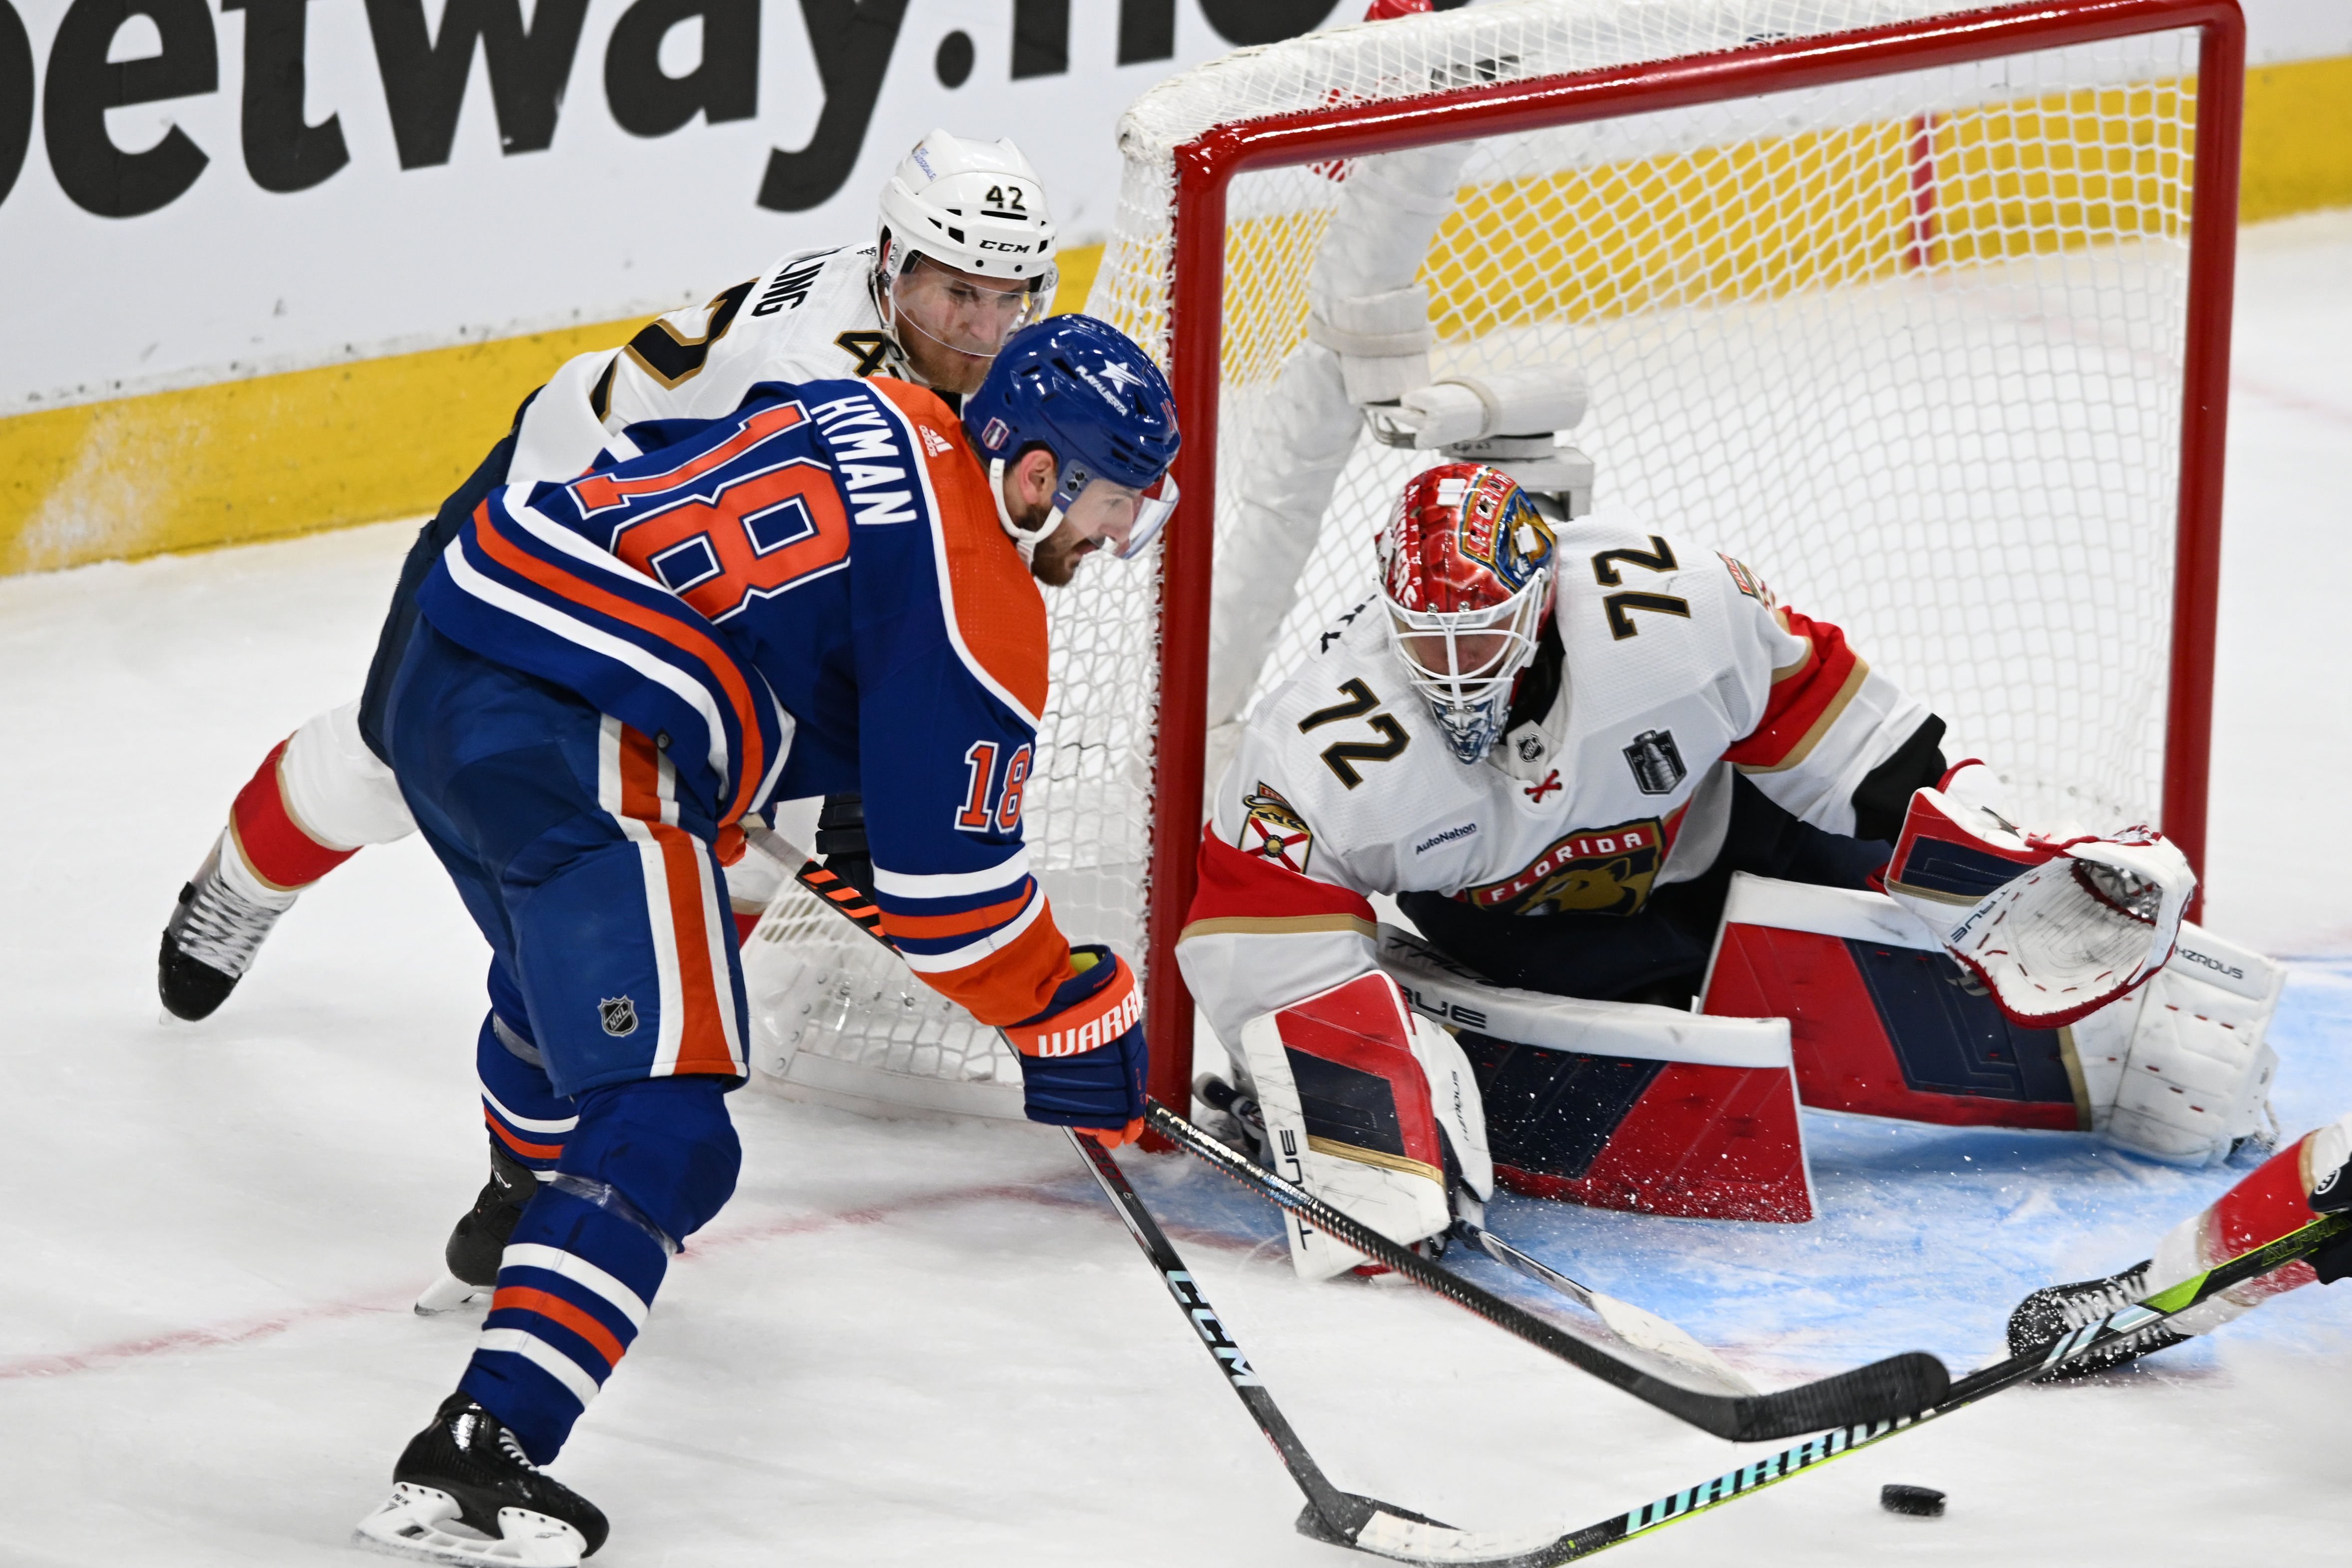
1463,818,1667,917
1239,783,1315,874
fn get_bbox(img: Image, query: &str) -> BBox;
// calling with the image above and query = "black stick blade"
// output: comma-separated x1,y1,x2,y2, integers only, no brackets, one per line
1724,1351,1949,1443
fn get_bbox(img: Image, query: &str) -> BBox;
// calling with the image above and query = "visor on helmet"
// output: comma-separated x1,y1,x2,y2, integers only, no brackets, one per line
886,254,1053,361
1052,463,1180,561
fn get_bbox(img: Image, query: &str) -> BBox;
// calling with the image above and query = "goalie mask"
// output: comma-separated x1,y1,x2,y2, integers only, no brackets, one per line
961,315,1181,564
874,130,1058,376
1379,463,1557,764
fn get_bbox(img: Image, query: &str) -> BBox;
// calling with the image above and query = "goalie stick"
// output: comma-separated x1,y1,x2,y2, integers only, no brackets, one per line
1148,1100,1946,1443
1196,1071,1756,1398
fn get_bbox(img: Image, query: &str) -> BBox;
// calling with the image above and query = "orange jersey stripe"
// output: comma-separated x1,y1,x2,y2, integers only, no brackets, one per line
616,728,738,1078
870,378,1048,721
472,503,768,827
484,1110,566,1163
491,1285,629,1371
913,906,1075,1026
878,886,1035,941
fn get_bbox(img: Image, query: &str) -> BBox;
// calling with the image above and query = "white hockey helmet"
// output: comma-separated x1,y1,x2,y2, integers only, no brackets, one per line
878,130,1057,284
875,131,1059,376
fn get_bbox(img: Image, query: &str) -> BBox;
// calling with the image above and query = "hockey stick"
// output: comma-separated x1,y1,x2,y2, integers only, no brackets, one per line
763,841,1936,1441
758,839,1463,1551
1466,1207,2352,1566
1148,1100,1947,1444
1078,1168,2351,1567
1195,1072,1756,1398
1066,1127,1462,1549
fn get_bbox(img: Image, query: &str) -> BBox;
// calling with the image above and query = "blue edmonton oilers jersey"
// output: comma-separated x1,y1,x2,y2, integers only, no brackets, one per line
413,376,1072,1022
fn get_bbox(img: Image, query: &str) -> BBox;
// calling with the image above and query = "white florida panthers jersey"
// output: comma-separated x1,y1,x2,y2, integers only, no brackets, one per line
508,243,907,485
1176,514,1936,1047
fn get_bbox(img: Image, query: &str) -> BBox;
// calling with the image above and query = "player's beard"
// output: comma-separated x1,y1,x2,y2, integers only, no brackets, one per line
1024,512,1098,588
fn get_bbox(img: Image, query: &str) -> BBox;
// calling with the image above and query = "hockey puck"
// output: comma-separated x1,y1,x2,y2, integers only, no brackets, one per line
1880,1484,1946,1518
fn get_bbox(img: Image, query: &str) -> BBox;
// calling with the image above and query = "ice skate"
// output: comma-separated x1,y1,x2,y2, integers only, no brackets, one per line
157,834,293,1020
2006,1260,2187,1379
415,1143,540,1314
354,1393,608,1565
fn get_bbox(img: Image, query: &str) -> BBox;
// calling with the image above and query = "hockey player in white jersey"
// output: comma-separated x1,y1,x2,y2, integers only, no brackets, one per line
158,128,1058,1029
1177,462,2244,1273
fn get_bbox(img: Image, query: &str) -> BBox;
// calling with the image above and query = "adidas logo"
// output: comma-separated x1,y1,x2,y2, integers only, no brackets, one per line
920,426,954,456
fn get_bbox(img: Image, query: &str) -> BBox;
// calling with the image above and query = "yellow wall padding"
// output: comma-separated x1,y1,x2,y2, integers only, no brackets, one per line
0,321,625,576
2240,54,2352,223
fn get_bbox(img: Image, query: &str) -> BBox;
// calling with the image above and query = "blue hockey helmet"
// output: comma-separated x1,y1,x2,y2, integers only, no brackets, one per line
961,314,1181,562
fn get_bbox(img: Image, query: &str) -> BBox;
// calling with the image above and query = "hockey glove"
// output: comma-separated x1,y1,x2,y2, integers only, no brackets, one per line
1003,946,1148,1147
1882,764,2193,1029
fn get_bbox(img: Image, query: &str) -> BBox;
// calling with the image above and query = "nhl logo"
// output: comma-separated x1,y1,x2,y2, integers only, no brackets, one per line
598,996,639,1037
1516,734,1544,762
1623,729,1686,795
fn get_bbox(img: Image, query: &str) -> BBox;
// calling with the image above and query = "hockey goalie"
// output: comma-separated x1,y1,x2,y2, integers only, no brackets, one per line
1176,462,2281,1273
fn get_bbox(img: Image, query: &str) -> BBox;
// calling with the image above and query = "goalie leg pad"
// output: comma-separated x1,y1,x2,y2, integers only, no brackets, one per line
1459,1035,1813,1223
1377,923,1813,1223
2098,924,2284,1165
1702,875,2085,1130
1240,972,1477,1281
1702,875,2282,1161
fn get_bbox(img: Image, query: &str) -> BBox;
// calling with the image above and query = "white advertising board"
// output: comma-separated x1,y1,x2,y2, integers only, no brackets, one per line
0,0,1351,413
0,0,2343,418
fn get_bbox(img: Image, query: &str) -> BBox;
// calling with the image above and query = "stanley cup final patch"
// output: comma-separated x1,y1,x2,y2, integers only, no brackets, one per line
599,996,640,1037
1239,782,1315,874
1623,728,1687,795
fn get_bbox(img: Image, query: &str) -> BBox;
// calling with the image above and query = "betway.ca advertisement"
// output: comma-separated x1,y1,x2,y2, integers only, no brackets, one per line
0,0,1348,413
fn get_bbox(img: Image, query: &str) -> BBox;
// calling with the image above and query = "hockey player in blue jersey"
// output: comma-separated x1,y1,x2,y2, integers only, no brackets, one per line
349,314,1178,1565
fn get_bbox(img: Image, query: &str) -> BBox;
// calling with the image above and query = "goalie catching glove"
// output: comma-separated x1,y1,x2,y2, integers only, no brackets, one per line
1237,971,1492,1281
1003,945,1148,1147
1884,763,2195,1029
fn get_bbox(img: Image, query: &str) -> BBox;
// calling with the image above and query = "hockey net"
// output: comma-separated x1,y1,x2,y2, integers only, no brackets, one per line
747,0,2237,1121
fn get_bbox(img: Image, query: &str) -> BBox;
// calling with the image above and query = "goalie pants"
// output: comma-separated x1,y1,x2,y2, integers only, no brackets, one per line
385,620,747,1462
1398,772,1889,1007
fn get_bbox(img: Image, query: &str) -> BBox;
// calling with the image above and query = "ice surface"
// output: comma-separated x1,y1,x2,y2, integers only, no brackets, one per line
3,211,2351,1565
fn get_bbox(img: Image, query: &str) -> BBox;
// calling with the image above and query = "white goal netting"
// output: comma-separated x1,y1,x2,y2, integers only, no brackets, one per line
750,0,2217,1118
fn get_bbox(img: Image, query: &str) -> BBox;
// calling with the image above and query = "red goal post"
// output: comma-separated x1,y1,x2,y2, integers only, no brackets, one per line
1133,0,2246,1125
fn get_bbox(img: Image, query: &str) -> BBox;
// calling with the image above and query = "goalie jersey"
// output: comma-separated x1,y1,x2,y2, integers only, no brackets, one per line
414,375,1078,1026
1176,517,1935,1046
507,244,908,486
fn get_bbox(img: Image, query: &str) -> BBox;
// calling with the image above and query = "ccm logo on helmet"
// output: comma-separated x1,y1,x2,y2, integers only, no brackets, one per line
979,240,1034,253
